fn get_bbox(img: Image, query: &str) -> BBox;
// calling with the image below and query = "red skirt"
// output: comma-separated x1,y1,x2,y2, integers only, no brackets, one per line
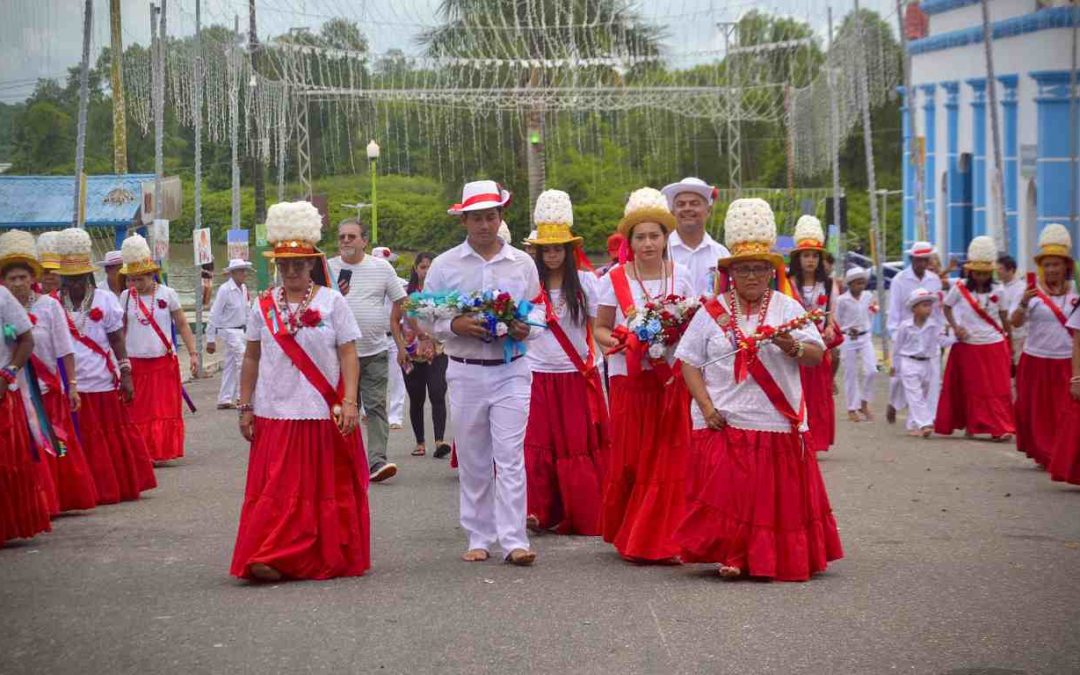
0,392,52,545
801,354,835,452
687,429,724,504
230,417,371,581
934,341,1016,437
1014,354,1071,467
524,371,609,535
675,427,843,581
1049,399,1080,486
601,371,690,562
40,387,98,512
129,355,185,462
79,390,157,504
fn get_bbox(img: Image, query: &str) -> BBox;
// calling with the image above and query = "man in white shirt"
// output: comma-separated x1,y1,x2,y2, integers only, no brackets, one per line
207,259,253,409
328,220,408,483
661,177,731,297
885,241,942,423
997,254,1025,366
423,179,541,567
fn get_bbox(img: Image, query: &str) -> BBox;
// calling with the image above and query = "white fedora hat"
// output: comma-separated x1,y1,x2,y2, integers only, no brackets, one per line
907,241,937,258
660,177,718,208
448,180,512,215
223,258,254,273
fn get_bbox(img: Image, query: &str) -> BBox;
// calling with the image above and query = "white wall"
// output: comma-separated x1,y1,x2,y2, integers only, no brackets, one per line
929,0,1037,35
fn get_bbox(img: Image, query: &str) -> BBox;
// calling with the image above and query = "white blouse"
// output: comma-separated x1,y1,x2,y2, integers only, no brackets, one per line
246,286,362,420
65,289,124,393
943,283,1006,345
0,285,32,368
597,262,695,378
1017,290,1080,359
675,292,823,433
526,271,598,374
28,293,75,391
119,285,181,358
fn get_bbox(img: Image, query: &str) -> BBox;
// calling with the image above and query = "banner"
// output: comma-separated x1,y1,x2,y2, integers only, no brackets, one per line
152,219,170,262
193,228,213,266
227,229,250,261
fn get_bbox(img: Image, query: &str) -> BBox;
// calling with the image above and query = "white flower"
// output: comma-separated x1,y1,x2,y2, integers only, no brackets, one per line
648,343,666,359
495,322,509,337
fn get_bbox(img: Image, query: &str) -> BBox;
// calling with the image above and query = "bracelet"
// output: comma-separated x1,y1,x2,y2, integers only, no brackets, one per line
787,341,805,359
341,398,358,407
237,403,254,412
0,366,17,384
117,359,132,372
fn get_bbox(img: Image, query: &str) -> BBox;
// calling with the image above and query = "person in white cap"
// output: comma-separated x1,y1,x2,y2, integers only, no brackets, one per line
207,258,254,409
371,246,408,430
100,250,125,296
892,288,944,437
835,266,878,422
885,241,943,423
422,179,540,566
660,177,730,297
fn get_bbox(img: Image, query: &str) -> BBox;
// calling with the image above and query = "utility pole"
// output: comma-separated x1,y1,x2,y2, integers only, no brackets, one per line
249,0,267,224
980,0,1009,253
718,21,742,194
72,0,93,227
230,14,241,230
895,0,928,242
194,0,205,376
828,6,844,264
109,0,127,174
151,2,166,224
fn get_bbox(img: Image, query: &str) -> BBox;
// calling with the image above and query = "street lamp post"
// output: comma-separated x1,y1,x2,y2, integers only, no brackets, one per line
367,140,380,243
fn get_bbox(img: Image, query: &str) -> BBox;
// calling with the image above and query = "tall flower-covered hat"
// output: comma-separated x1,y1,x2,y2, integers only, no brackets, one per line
55,228,97,276
1033,223,1073,266
617,187,677,237
119,233,160,276
717,198,795,296
526,189,583,247
963,235,997,273
792,215,826,253
0,229,44,277
262,201,324,259
36,231,62,271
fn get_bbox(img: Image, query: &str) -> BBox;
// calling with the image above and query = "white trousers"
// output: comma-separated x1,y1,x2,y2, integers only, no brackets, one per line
899,356,935,430
387,341,405,426
215,328,245,405
890,344,940,415
445,357,532,554
840,334,876,411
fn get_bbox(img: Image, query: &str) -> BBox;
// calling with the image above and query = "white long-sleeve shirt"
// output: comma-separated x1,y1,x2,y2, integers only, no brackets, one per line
835,291,875,336
887,266,942,337
207,278,251,343
667,231,730,298
893,317,945,360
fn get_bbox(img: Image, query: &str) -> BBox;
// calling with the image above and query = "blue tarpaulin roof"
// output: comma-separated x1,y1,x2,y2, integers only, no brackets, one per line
0,174,153,230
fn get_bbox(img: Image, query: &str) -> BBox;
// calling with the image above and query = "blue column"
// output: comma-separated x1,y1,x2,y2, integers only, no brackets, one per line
1031,70,1079,258
943,81,967,259
998,75,1019,258
967,77,987,238
899,86,914,252
920,84,937,246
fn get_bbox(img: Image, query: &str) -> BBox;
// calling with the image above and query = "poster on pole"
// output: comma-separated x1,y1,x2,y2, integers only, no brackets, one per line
193,228,213,266
227,229,250,261
152,219,170,262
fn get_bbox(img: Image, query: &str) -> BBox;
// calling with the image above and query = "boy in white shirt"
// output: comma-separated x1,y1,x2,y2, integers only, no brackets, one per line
835,267,878,422
892,289,944,437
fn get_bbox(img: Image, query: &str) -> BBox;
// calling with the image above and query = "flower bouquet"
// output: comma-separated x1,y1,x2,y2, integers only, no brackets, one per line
625,294,701,360
404,289,545,361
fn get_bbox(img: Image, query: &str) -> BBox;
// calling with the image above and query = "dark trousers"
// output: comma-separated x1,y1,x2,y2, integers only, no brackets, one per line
404,354,448,444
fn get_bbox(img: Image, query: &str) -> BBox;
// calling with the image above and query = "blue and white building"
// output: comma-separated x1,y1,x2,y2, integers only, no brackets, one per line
902,0,1078,266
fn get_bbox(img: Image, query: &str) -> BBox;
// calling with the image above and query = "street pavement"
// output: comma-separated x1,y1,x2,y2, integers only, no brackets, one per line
1,373,1079,675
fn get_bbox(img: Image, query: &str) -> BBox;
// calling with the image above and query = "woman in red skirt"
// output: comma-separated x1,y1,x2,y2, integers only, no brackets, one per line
1009,224,1078,467
0,284,52,545
117,234,197,463
675,198,842,581
788,216,840,452
936,236,1015,441
231,200,370,582
1046,225,1080,485
55,228,156,504
1,230,97,512
594,187,695,564
522,190,608,536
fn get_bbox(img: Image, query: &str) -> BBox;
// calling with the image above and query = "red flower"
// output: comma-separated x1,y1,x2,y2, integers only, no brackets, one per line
816,295,827,306
989,294,999,304
157,298,168,309
88,307,104,322
28,313,38,325
298,308,322,327
758,325,777,339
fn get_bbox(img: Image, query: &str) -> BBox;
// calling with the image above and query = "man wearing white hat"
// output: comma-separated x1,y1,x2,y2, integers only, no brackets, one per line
423,179,540,566
835,266,878,422
207,258,254,409
660,177,730,297
885,241,943,423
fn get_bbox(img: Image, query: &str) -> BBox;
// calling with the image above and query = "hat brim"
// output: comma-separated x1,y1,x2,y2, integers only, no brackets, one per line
0,254,44,278
223,264,254,273
908,249,937,259
56,264,98,277
1034,252,1074,266
963,261,996,273
119,260,161,277
660,183,714,206
263,249,324,260
526,236,584,247
617,208,677,237
791,242,827,255
716,251,787,269
906,295,939,309
448,190,512,216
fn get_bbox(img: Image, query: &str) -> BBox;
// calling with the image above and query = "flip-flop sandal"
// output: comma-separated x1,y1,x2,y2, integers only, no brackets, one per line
462,549,490,562
412,446,426,456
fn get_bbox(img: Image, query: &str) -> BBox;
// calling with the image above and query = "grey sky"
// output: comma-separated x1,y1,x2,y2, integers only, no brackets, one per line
0,0,896,103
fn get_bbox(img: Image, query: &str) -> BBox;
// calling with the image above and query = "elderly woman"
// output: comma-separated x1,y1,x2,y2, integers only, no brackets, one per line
595,187,695,564
0,230,97,512
54,228,156,504
117,234,197,463
1009,224,1078,469
230,201,370,582
674,198,843,581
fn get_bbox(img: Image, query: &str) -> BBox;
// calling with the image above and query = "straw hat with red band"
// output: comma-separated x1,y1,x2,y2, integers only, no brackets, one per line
0,229,44,277
119,233,161,277
448,180,512,215
617,187,677,237
963,235,998,273
526,190,583,247
660,177,719,208
907,241,937,259
262,201,325,259
792,215,827,252
36,231,62,271
717,198,796,298
1033,223,1074,266
55,228,98,276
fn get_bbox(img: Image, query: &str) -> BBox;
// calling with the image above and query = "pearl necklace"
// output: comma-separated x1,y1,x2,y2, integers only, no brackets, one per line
61,288,95,335
275,282,316,335
131,282,158,326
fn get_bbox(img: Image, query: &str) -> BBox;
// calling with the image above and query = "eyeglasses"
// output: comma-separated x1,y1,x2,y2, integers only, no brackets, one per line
731,264,773,278
338,233,360,241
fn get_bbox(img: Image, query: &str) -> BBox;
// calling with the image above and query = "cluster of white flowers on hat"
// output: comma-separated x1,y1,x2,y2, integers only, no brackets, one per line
623,187,671,217
724,198,776,249
0,230,38,260
121,233,153,264
56,227,93,256
36,231,60,256
266,201,323,245
966,235,997,263
533,189,573,225
1038,223,1072,249
794,215,825,245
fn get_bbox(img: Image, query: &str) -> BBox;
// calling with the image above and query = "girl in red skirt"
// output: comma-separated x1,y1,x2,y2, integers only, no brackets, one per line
0,284,52,545
522,190,608,536
1,230,97,512
675,198,842,581
594,187,695,564
788,216,841,452
55,228,156,504
1009,224,1078,467
117,234,197,463
231,200,370,582
936,236,1015,440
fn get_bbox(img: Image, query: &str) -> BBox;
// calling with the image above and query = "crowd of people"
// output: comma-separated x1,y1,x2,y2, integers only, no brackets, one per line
1,176,1078,586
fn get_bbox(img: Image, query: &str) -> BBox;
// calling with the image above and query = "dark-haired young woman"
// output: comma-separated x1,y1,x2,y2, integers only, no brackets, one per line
402,252,452,459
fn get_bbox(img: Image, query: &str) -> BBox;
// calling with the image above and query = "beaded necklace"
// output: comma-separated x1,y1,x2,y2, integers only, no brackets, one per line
631,259,670,303
728,287,772,345
130,282,158,326
275,282,316,335
61,288,95,335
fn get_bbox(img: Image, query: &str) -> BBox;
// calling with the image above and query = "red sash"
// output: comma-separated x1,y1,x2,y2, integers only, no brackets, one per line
62,310,119,386
1033,287,1071,328
956,283,1006,338
258,292,343,417
607,264,675,381
29,354,62,393
703,298,805,434
128,291,174,355
537,288,609,434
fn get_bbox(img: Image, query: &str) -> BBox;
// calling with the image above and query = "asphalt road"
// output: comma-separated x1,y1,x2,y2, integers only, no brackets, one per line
1,373,1078,675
